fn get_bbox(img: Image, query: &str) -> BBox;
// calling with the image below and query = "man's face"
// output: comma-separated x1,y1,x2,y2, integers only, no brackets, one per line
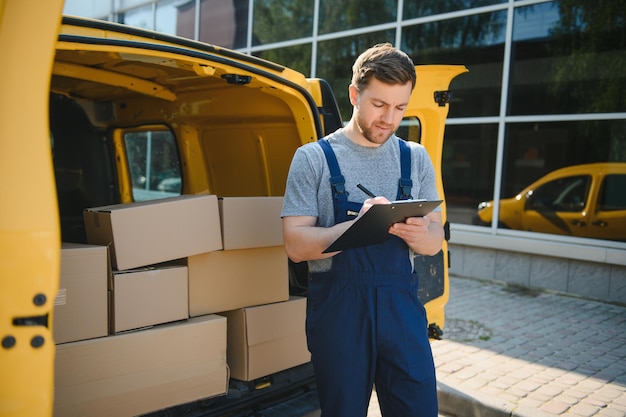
350,77,413,146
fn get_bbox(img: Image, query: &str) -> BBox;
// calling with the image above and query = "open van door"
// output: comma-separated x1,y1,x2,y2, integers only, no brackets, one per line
400,65,468,337
0,0,65,416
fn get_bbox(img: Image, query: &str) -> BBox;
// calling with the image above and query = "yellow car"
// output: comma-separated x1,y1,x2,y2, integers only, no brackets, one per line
473,163,626,241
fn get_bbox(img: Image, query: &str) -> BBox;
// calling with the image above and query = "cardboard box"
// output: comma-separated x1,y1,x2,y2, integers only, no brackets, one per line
84,194,222,271
53,243,108,344
219,196,284,249
54,315,228,417
111,265,188,333
222,297,310,381
188,246,289,316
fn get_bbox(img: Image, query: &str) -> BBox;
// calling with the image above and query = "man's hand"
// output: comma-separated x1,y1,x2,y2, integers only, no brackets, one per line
388,212,444,256
358,196,391,217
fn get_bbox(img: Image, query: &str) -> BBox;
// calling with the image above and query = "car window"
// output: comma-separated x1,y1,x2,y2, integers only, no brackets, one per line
526,175,590,212
597,174,626,211
397,117,422,144
124,128,182,201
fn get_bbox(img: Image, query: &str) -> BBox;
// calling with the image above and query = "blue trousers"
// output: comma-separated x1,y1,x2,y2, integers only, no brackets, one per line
306,269,438,417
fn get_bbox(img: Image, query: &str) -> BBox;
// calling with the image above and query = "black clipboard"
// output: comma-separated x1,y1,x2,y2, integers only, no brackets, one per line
323,200,442,253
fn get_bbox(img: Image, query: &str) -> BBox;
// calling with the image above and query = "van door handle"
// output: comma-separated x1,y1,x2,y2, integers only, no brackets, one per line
591,220,607,227
570,220,586,227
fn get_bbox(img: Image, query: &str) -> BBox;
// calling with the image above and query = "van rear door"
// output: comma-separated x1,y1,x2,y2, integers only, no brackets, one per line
0,1,65,416
401,65,468,334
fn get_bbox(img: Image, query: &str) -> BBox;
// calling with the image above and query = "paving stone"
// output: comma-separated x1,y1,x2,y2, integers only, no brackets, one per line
432,276,626,417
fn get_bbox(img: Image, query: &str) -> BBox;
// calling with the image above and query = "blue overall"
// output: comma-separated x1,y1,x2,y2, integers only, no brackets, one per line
306,138,438,417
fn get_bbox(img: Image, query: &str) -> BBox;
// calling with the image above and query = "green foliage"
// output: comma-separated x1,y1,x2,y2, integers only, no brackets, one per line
548,0,626,113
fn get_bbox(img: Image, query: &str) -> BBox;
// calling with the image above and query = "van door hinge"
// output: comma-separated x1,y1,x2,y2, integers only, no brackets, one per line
434,90,451,107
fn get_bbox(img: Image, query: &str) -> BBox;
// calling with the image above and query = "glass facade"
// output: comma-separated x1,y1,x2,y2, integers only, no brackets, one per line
62,0,626,244
402,10,507,118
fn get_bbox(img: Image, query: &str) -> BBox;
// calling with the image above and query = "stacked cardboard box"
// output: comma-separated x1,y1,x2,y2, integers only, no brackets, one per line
54,315,227,417
222,296,309,381
187,196,289,316
83,194,223,334
53,243,109,344
110,265,188,333
189,197,309,381
54,195,229,416
53,194,310,415
83,194,223,270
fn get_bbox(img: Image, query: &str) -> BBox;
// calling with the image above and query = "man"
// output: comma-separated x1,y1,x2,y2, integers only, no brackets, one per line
281,43,443,417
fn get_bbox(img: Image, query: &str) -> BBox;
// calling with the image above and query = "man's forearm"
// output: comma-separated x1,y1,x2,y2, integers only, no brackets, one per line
283,218,354,263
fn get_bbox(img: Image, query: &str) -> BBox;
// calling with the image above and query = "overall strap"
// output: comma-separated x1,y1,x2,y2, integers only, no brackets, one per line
318,138,348,222
397,139,413,200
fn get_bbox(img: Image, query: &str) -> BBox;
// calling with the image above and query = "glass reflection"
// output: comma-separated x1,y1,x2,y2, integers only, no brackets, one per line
318,0,396,35
402,11,507,118
317,31,396,119
473,120,626,241
509,0,626,115
442,124,498,224
197,0,249,48
252,0,313,46
156,0,177,36
120,4,153,30
403,0,506,19
175,0,195,41
253,44,312,76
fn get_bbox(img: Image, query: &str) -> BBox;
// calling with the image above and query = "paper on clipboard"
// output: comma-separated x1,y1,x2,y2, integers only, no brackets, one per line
323,200,443,253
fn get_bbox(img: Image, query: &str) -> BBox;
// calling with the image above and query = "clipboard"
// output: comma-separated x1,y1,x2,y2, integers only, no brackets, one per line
323,200,442,253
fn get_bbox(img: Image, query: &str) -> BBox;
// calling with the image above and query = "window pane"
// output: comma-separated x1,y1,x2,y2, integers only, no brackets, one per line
403,0,506,19
63,0,111,19
253,44,312,76
442,124,498,225
198,0,249,48
402,11,507,118
503,120,626,199
175,0,195,40
316,30,396,120
124,128,182,202
509,1,626,115
318,0,396,35
119,0,149,8
473,120,626,241
156,0,177,36
527,175,590,212
252,0,313,46
120,4,153,30
598,175,626,211
398,117,422,145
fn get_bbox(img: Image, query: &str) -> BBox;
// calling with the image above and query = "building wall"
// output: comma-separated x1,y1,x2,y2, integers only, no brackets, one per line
449,243,626,305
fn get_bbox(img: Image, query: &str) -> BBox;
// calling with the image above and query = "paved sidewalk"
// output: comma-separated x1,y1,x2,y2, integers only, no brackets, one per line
431,275,626,417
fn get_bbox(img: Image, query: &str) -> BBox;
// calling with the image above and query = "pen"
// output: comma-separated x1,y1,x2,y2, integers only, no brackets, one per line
357,183,376,198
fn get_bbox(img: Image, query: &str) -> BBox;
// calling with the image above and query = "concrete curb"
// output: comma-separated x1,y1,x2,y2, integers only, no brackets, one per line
437,381,554,417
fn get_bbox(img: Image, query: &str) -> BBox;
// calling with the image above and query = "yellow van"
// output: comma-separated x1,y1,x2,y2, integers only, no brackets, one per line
0,3,465,416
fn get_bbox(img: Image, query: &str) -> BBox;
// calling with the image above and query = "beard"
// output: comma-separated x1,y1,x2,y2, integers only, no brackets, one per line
355,113,396,145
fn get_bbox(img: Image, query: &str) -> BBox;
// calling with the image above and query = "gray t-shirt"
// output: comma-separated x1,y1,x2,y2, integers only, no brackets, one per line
281,129,440,271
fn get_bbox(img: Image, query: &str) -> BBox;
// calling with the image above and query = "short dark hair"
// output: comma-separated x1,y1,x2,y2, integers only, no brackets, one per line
351,43,416,91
